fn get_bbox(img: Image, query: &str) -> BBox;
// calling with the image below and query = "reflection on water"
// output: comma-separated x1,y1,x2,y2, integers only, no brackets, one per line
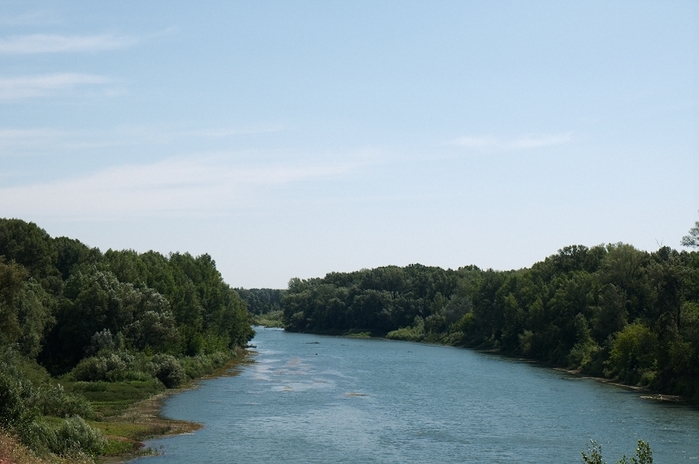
135,328,699,463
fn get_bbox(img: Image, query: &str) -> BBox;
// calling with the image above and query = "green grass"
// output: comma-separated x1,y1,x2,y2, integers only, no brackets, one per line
89,421,167,441
64,379,165,417
101,437,141,456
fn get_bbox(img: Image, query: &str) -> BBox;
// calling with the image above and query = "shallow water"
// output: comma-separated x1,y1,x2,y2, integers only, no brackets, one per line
135,328,699,463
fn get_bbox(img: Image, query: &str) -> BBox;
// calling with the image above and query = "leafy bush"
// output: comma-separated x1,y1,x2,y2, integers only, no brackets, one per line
0,367,37,433
180,351,230,379
34,383,93,419
149,354,185,388
582,440,652,464
70,351,135,382
386,317,426,342
606,323,658,384
27,416,106,457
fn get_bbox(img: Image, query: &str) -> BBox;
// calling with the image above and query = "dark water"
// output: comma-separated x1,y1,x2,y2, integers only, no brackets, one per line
135,328,699,463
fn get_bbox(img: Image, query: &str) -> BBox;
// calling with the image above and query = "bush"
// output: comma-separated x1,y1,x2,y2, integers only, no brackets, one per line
387,317,426,342
70,351,135,382
0,367,38,433
606,323,658,384
27,416,106,457
149,354,185,388
180,351,231,379
34,384,93,419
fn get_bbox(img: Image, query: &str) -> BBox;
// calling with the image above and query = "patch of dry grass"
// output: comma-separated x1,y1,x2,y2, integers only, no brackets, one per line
0,431,93,464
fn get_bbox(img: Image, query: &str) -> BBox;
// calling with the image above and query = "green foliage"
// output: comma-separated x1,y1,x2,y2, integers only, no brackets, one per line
387,316,426,342
0,219,59,283
582,440,652,464
280,242,699,400
70,351,136,382
254,309,285,328
681,212,699,249
237,287,286,315
180,350,231,379
34,384,93,419
148,354,185,388
0,364,38,433
607,323,658,384
582,441,605,464
66,379,165,416
37,416,105,457
0,218,255,460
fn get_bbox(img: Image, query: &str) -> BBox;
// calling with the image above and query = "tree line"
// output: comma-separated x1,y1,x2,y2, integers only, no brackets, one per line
0,218,254,459
279,238,699,401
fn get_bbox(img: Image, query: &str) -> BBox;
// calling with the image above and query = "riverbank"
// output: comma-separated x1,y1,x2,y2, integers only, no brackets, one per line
94,351,250,463
298,327,698,407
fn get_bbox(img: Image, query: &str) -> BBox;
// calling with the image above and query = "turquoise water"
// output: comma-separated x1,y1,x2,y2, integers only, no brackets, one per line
135,328,699,463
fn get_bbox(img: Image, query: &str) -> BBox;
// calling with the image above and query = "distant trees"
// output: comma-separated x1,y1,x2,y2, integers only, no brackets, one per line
280,242,699,400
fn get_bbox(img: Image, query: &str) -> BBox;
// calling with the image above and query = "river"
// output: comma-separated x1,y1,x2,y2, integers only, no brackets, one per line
134,328,699,463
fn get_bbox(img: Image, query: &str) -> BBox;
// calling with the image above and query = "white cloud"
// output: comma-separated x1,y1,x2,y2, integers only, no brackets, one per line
183,126,286,138
452,136,498,149
0,125,287,154
453,133,572,150
0,156,357,220
0,73,112,100
0,128,70,139
0,34,137,54
507,133,572,149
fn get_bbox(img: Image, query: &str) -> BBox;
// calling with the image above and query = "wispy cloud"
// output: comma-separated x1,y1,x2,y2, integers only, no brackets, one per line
453,133,572,150
451,136,498,149
0,124,286,154
0,73,113,100
0,128,70,139
0,34,137,54
183,126,286,138
0,156,358,219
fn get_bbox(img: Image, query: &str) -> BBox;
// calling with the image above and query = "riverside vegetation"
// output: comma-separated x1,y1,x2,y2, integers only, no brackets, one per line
274,216,699,403
4,216,698,462
0,218,254,462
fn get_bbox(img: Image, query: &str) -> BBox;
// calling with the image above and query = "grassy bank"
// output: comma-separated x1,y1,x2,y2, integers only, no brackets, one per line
90,351,249,463
0,349,249,464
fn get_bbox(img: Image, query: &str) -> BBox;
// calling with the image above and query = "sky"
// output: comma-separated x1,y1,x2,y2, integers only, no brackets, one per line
1,1,697,289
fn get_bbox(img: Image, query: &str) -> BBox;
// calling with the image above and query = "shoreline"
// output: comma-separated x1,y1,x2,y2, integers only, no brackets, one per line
98,352,252,463
304,329,697,407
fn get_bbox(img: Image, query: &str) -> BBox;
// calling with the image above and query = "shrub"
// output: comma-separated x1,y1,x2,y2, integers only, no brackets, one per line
70,351,135,382
149,354,185,388
34,383,93,419
35,416,106,457
0,367,38,433
180,351,231,379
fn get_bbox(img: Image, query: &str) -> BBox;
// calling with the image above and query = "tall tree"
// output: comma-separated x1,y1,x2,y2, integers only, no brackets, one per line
681,211,699,249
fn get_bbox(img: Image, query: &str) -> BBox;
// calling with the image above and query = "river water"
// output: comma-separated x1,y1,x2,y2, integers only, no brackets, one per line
135,328,699,463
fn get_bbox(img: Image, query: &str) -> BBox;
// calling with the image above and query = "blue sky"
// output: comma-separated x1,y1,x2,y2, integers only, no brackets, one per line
1,1,697,288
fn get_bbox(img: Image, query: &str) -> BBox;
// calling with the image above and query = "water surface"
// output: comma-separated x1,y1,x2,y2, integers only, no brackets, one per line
136,328,699,463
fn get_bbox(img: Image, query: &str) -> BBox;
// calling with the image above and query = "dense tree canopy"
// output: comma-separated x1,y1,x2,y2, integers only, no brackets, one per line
280,243,699,400
0,218,254,374
0,218,256,459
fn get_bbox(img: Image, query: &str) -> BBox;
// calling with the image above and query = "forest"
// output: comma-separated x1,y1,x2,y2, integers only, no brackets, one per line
280,225,699,402
0,218,254,461
2,215,698,462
